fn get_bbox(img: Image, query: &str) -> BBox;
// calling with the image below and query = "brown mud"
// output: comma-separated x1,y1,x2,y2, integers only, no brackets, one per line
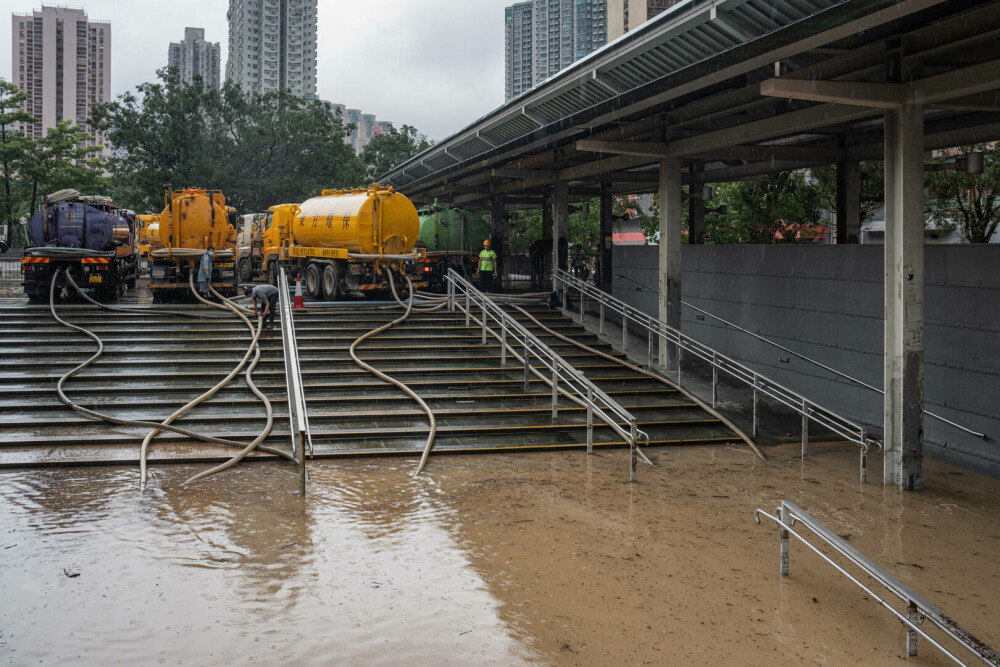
1,443,998,665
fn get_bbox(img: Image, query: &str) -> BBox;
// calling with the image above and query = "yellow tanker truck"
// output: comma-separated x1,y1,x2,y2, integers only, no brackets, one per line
262,184,426,300
136,214,163,258
149,187,239,302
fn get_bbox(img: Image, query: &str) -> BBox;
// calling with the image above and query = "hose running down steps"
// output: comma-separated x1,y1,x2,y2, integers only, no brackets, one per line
352,270,438,475
49,269,287,491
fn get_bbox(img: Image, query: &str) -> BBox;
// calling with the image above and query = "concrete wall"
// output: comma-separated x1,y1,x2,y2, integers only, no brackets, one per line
612,244,1000,476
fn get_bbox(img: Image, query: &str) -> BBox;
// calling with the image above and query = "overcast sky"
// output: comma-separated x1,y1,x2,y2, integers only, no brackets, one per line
2,0,512,141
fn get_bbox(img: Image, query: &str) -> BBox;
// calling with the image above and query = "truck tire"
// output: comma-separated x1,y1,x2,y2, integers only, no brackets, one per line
305,263,321,298
238,258,252,284
321,263,339,301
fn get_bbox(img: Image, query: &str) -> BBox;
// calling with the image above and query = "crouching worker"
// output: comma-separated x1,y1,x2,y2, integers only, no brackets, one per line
245,283,280,330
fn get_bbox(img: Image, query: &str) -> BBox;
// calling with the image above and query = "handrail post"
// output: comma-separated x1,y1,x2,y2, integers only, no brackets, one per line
500,316,507,368
465,291,470,326
523,345,530,392
447,275,454,311
752,374,760,437
481,304,487,344
586,386,594,454
647,328,653,367
779,502,790,576
801,398,809,460
677,344,683,386
630,420,638,483
906,601,920,657
599,302,604,334
711,352,719,408
860,427,868,484
551,366,559,420
622,313,628,353
579,290,585,324
562,283,568,312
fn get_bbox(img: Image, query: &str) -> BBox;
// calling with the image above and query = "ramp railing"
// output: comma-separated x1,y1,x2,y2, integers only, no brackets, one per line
278,268,310,495
755,500,1000,666
554,269,875,482
446,268,650,481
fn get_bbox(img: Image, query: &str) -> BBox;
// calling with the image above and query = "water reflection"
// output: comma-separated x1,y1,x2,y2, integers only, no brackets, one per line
0,463,531,665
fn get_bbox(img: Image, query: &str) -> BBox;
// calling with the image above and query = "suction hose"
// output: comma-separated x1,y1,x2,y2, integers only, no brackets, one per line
50,271,294,476
352,270,438,475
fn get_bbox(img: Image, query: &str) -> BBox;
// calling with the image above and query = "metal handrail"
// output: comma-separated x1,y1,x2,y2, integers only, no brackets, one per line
556,269,875,483
278,268,310,494
755,500,1000,666
445,268,650,481
615,272,987,441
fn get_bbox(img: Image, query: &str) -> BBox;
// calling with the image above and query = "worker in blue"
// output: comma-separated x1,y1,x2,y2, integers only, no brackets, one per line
245,283,280,330
478,239,498,292
198,246,215,297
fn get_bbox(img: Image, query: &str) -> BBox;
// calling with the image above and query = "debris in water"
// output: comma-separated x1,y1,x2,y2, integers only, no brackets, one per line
63,568,80,578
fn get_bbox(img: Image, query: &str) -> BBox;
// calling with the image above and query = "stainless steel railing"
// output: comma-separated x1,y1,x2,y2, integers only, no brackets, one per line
0,257,21,284
555,269,876,483
445,268,651,481
616,272,987,441
755,500,1000,666
278,268,310,494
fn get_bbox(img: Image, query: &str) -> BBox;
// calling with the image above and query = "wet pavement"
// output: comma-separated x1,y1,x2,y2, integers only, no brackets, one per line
2,445,998,665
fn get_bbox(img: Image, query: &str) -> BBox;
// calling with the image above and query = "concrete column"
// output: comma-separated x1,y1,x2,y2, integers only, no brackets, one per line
599,182,614,288
688,163,706,244
554,181,569,274
883,102,925,490
490,195,505,271
542,192,553,287
836,160,861,244
658,157,682,367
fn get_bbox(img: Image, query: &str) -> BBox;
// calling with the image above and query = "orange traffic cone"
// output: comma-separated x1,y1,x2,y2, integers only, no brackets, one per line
293,273,305,309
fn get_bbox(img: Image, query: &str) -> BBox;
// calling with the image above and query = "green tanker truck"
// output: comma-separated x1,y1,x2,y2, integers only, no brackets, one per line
416,205,491,289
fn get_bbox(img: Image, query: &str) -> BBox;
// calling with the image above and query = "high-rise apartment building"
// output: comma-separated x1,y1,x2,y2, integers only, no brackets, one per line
607,0,678,41
319,102,392,155
504,0,606,102
167,27,221,89
504,2,532,101
10,5,110,151
225,0,317,99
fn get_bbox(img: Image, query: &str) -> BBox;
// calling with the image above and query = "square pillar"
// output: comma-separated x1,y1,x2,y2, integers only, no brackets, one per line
599,182,614,288
490,195,505,268
554,181,569,275
883,102,924,490
542,192,553,288
688,163,706,244
836,160,861,244
658,157,682,367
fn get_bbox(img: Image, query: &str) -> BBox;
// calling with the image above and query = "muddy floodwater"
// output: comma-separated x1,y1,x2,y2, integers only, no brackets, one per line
2,444,999,665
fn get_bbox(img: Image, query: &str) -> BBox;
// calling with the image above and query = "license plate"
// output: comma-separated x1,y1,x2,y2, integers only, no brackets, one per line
88,275,102,283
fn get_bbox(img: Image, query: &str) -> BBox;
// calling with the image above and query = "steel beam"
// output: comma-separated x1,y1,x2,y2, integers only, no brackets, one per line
761,78,906,109
554,181,569,273
575,139,671,158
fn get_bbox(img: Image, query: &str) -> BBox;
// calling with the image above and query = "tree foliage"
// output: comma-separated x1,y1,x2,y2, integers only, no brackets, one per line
810,161,885,225
359,125,432,181
1,79,36,243
926,144,1000,243
705,171,823,244
91,69,366,214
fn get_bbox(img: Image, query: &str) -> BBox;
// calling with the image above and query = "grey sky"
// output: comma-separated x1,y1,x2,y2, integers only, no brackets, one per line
3,0,512,141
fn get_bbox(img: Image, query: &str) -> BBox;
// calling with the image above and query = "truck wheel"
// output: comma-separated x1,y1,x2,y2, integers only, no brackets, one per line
238,258,252,284
305,263,321,298
321,263,339,301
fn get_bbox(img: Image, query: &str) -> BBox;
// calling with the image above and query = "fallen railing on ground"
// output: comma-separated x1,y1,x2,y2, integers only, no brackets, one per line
755,500,1000,666
279,268,311,495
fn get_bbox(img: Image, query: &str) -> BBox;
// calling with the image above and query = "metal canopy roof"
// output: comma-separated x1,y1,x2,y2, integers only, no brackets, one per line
382,0,1000,209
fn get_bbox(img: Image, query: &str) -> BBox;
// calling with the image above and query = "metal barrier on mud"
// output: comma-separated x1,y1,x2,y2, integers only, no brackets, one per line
755,500,1000,666
554,268,876,483
279,268,311,494
445,267,651,481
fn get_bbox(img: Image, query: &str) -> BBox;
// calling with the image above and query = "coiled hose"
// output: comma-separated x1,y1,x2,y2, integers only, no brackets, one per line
53,269,291,464
50,268,288,492
352,270,438,475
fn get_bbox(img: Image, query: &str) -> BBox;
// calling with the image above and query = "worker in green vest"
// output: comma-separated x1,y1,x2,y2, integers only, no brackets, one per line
478,239,498,292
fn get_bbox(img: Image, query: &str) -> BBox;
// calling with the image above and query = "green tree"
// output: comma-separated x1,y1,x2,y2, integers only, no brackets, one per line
810,161,884,225
91,70,365,214
926,144,1000,243
705,171,822,243
360,125,432,181
0,79,36,245
17,120,106,215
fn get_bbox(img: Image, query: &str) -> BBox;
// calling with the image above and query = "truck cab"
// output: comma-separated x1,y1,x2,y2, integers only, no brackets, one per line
262,204,300,284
